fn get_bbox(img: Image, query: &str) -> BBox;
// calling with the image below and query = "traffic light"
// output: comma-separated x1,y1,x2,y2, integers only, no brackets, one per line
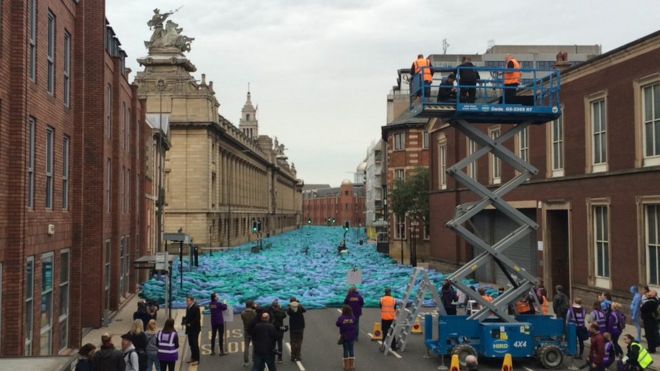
332,218,336,225
252,219,258,233
307,218,312,225
344,221,350,231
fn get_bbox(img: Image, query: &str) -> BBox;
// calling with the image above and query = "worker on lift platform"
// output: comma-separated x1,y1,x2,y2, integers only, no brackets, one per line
411,54,433,98
456,56,480,103
503,54,522,104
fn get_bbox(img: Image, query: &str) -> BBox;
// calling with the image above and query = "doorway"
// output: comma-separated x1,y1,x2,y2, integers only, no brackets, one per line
546,209,570,295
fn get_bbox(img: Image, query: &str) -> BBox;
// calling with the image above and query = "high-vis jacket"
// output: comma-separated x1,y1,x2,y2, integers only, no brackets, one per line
504,58,521,85
380,296,396,320
414,58,433,83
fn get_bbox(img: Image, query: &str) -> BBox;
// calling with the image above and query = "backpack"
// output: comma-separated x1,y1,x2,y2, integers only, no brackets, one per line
617,312,626,331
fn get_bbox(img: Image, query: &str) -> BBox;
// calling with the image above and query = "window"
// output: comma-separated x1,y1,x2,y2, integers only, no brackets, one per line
28,0,37,80
40,253,54,355
27,118,36,208
394,133,405,151
395,169,405,181
422,131,429,149
517,126,529,162
466,138,477,179
593,205,610,282
489,128,501,184
63,31,71,107
106,158,111,213
47,10,55,95
62,136,69,210
438,140,447,190
106,84,112,138
120,166,124,213
103,241,111,312
423,219,430,240
394,214,406,240
25,257,34,355
119,238,126,296
59,250,69,351
126,169,131,213
647,204,660,286
126,107,131,153
46,127,54,209
591,99,607,171
643,83,660,164
551,114,564,176
120,102,126,149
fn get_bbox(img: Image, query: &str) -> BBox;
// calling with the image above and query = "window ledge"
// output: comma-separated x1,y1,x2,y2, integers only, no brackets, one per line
551,169,565,177
643,157,660,167
594,277,611,289
592,163,608,173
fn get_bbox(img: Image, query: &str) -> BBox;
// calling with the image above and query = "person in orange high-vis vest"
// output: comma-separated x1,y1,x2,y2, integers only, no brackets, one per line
503,55,521,104
411,54,433,98
380,288,398,350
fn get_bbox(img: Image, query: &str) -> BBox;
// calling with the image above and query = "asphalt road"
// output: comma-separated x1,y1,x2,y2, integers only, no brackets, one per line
184,308,581,371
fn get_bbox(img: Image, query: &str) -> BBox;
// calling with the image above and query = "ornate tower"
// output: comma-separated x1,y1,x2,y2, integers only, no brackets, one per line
239,89,259,139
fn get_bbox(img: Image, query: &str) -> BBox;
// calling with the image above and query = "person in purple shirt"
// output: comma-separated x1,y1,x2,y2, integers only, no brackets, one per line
336,305,357,371
343,287,364,341
209,293,228,356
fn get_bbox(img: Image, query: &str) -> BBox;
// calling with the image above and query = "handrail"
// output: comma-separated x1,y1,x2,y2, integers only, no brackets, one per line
409,66,561,110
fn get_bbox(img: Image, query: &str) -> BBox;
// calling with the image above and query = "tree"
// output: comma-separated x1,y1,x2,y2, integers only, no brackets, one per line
390,167,430,265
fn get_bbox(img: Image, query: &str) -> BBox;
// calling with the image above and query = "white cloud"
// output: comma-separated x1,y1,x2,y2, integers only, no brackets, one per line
107,0,660,184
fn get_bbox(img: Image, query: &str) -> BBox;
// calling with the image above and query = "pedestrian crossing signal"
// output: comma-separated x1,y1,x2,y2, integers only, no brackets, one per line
344,221,350,231
307,218,312,225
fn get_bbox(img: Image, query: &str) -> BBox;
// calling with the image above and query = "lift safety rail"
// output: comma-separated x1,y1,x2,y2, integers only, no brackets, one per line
409,66,561,124
383,66,575,368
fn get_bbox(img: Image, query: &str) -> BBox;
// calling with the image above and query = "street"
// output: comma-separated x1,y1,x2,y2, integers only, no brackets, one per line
193,308,576,371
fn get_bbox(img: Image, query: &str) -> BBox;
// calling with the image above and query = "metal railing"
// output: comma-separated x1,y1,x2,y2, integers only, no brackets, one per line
409,66,561,109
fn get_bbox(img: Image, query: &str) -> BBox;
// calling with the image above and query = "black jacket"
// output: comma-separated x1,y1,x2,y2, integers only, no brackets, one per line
553,292,570,318
129,331,148,353
641,297,658,321
456,62,480,85
93,346,125,371
75,358,93,371
249,320,278,357
287,306,306,332
184,303,201,334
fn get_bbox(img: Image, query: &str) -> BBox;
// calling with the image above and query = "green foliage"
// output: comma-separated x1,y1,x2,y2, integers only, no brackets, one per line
390,167,430,221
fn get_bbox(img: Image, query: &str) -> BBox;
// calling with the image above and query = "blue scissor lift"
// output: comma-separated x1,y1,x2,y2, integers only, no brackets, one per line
408,66,576,368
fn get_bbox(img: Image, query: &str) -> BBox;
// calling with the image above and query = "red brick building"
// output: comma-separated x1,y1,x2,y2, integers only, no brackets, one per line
381,71,431,262
0,1,146,355
303,181,366,227
427,31,660,306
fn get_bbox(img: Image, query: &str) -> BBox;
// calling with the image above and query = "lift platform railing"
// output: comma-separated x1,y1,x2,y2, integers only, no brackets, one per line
409,66,561,123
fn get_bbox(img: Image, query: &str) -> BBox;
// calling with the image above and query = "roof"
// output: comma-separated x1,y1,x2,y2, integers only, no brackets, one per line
561,30,660,77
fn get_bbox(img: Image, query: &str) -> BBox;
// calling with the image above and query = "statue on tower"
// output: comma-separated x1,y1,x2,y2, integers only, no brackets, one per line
145,8,194,52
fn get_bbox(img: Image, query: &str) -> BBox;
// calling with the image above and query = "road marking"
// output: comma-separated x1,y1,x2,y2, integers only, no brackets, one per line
366,335,402,359
524,367,535,371
286,342,306,371
336,308,342,313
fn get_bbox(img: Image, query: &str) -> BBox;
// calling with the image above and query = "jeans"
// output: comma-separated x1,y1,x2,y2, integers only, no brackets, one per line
188,330,200,362
146,351,160,371
290,331,303,360
159,361,175,371
633,317,642,341
252,353,276,371
275,332,283,361
643,318,657,352
210,323,225,353
342,341,355,358
243,334,252,363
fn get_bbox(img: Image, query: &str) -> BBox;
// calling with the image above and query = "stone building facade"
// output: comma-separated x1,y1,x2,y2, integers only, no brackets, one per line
0,1,147,356
134,17,302,249
427,31,660,307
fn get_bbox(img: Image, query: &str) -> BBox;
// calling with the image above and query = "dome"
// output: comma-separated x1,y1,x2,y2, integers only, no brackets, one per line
356,161,367,172
341,179,352,185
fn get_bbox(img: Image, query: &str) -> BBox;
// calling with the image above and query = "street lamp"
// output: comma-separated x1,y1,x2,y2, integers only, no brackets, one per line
156,79,166,253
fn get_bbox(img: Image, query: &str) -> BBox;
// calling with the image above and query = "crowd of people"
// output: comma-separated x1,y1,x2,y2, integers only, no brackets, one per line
76,282,660,371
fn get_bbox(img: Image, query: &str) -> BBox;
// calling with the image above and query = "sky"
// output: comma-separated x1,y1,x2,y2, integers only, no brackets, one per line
107,0,660,185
